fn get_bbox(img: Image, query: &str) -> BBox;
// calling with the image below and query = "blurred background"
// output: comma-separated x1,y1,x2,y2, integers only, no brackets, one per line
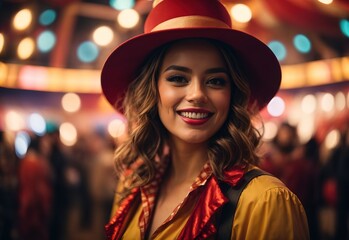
0,0,348,239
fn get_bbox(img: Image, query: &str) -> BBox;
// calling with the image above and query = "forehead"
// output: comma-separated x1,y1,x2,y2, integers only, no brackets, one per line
161,39,227,68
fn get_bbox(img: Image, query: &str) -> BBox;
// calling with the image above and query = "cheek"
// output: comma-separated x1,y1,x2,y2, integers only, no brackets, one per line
213,91,231,112
158,84,181,109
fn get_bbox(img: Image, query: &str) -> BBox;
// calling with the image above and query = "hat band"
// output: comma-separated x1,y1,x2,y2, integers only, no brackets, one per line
150,16,230,32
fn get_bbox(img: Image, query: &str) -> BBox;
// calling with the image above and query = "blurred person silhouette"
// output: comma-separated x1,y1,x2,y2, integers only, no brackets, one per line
326,125,349,240
46,129,70,240
0,130,19,240
260,122,300,180
283,137,321,240
101,0,309,239
18,134,52,240
262,123,321,239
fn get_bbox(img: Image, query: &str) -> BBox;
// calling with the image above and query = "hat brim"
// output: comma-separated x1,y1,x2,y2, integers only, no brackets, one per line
101,28,281,110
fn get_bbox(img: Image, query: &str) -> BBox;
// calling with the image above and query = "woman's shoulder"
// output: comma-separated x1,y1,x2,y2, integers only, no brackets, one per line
241,165,300,204
232,166,310,239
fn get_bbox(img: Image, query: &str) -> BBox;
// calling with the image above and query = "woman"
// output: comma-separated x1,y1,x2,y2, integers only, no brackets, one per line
101,0,309,239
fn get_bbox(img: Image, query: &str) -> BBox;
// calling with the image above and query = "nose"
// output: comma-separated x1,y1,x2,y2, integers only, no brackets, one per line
186,79,208,103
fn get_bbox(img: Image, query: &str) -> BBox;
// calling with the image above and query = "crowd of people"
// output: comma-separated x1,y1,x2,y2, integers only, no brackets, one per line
0,129,117,240
260,122,349,240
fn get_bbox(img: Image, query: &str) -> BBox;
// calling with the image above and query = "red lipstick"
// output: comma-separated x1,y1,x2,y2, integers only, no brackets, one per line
177,108,212,126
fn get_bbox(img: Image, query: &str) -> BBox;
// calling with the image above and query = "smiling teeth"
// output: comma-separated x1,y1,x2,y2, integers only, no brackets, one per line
180,112,209,119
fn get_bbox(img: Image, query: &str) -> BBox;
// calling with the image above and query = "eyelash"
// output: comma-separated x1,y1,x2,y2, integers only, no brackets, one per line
207,78,227,87
166,75,187,84
166,75,228,88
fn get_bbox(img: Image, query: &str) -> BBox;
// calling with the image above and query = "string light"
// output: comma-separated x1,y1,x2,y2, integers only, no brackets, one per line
17,37,35,60
93,26,114,46
13,9,32,31
117,9,140,29
267,96,285,117
230,4,252,23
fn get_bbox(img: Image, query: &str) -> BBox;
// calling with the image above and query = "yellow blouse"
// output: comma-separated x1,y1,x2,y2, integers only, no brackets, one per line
112,173,309,239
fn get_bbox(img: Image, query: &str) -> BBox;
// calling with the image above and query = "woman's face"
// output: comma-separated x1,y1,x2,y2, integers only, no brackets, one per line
157,39,231,145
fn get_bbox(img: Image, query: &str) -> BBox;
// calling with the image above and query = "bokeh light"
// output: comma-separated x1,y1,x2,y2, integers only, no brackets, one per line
267,96,285,117
0,33,4,54
335,91,346,111
293,34,311,53
93,26,114,46
13,8,32,31
17,37,35,59
340,19,349,38
108,119,126,138
59,122,78,146
230,4,252,23
320,93,334,112
318,0,333,4
61,92,81,113
14,131,30,158
28,113,46,136
39,9,56,26
77,41,99,63
37,30,56,53
324,129,340,149
117,9,140,29
263,121,278,141
110,0,135,10
5,111,26,131
297,116,315,143
301,94,317,114
268,41,287,61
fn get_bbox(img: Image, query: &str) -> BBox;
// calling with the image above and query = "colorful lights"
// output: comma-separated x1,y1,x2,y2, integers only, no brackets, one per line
318,0,333,5
5,111,26,131
19,65,48,90
110,0,135,10
61,92,81,113
93,26,114,46
117,9,140,29
335,92,346,111
77,41,99,63
39,9,57,26
108,119,126,138
339,19,349,38
13,9,32,31
263,121,278,141
267,96,285,117
37,30,56,53
301,94,317,114
59,122,78,146
17,37,35,60
293,34,312,53
28,113,46,136
230,4,252,23
268,41,286,62
14,131,31,158
0,33,4,54
320,93,335,112
324,129,340,149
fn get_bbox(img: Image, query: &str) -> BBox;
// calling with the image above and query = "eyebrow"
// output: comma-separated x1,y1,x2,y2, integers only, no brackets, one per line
164,65,228,74
164,65,192,73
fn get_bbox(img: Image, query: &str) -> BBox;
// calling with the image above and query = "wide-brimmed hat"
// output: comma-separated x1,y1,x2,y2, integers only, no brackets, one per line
101,0,281,110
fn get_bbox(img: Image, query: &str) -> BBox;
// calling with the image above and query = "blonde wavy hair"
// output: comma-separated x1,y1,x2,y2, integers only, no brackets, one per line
114,39,262,193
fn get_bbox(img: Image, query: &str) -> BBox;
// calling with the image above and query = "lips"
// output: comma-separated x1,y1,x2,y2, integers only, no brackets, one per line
177,108,213,125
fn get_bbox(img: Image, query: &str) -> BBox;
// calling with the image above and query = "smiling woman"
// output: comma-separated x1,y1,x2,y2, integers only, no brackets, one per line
100,0,309,239
157,39,231,145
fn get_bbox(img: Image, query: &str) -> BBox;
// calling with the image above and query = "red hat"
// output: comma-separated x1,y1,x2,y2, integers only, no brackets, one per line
101,0,281,110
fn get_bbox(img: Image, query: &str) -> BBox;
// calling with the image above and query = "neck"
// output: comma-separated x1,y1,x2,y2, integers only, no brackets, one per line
167,138,208,184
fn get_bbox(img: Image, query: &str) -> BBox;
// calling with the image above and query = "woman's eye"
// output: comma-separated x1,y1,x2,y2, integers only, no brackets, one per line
207,78,227,87
166,75,188,84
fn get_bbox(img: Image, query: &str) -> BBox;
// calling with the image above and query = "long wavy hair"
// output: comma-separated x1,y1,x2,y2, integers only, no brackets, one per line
113,38,262,194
